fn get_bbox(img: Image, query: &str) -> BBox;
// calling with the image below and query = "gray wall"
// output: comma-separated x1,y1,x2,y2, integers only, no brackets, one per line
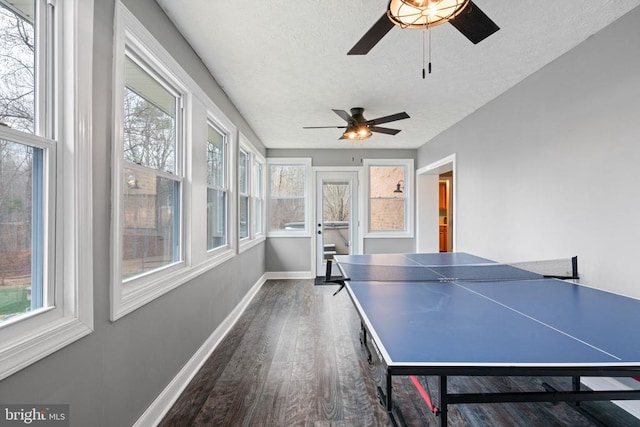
266,149,418,273
417,6,640,298
266,148,417,167
0,1,266,426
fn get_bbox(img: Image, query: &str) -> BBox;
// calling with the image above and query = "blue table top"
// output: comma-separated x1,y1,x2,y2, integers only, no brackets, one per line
336,253,640,367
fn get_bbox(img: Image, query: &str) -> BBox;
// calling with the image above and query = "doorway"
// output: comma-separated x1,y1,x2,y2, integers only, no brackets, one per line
315,170,359,277
416,154,455,253
439,172,453,252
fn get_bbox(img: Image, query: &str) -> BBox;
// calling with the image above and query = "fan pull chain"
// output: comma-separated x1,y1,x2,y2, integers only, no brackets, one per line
422,27,433,79
429,26,432,75
422,29,426,79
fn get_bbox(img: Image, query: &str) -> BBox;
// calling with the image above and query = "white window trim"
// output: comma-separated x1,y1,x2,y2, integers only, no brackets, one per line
239,134,265,252
252,153,266,240
363,158,415,238
266,158,312,238
111,4,192,321
111,2,242,320
0,0,94,381
202,108,236,264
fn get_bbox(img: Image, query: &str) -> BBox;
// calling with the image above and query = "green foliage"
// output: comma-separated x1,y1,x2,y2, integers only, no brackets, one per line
0,286,29,316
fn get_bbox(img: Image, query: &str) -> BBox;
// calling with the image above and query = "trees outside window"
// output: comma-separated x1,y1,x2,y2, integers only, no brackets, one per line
0,1,42,322
267,161,309,233
206,123,227,251
120,55,182,281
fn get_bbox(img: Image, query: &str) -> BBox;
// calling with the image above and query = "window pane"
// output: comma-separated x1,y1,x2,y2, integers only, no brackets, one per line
268,164,306,232
122,167,180,280
239,149,248,194
207,125,225,187
369,165,406,231
253,198,262,235
270,165,304,197
239,195,249,239
0,1,35,133
255,162,263,194
123,57,176,173
0,139,43,321
207,187,226,250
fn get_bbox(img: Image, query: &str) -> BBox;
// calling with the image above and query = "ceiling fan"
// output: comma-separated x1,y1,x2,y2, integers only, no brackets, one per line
348,0,499,55
303,108,410,140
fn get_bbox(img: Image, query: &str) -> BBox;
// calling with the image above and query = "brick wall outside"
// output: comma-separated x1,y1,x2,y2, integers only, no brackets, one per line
370,165,405,231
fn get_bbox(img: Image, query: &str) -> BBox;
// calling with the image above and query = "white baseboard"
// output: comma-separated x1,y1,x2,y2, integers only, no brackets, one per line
264,271,314,280
133,274,267,427
581,377,640,419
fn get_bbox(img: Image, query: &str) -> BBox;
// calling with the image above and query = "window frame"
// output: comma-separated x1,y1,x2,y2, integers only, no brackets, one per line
0,0,94,380
111,3,191,320
363,158,414,238
238,145,250,241
252,153,265,239
205,120,230,253
199,101,237,266
111,2,242,320
266,158,312,238
239,134,266,252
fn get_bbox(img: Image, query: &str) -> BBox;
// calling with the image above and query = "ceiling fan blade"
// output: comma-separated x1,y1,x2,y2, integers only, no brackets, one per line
303,126,347,129
332,109,353,122
347,13,395,55
368,112,410,126
449,1,499,44
370,126,401,135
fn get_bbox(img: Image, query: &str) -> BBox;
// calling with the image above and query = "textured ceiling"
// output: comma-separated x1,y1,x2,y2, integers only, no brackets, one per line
156,0,640,149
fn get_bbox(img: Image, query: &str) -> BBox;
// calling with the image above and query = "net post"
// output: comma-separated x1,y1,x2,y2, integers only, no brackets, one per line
571,256,579,279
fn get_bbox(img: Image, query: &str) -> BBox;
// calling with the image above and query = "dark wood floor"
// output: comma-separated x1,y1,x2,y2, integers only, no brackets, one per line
160,279,640,426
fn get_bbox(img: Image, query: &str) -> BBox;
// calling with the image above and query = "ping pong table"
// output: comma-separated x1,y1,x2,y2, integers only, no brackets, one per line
331,252,640,426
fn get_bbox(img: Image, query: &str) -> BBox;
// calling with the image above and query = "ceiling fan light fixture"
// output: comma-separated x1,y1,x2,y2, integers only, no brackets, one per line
343,124,372,140
387,0,470,29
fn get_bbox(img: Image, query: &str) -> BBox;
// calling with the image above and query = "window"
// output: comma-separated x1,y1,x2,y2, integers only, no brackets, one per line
121,55,182,281
239,135,266,251
0,0,93,379
111,3,190,320
364,159,414,237
267,158,311,236
239,147,249,240
206,122,227,251
252,159,264,237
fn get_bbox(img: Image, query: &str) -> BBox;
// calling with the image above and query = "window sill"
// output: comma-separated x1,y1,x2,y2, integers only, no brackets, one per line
239,235,266,253
0,313,92,381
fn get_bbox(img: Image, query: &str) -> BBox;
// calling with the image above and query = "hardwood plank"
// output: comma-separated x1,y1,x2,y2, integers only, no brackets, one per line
160,279,640,426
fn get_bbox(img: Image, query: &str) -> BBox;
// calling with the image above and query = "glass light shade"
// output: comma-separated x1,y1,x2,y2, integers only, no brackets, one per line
387,0,470,29
343,124,372,140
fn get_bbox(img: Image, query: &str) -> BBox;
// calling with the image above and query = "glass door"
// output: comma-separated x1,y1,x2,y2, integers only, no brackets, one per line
316,171,358,277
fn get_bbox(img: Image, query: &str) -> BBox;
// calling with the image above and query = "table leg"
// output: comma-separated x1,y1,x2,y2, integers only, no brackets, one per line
439,376,448,426
573,376,581,407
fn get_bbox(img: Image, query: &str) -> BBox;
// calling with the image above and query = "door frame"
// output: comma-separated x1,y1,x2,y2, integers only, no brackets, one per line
313,167,363,277
416,154,456,252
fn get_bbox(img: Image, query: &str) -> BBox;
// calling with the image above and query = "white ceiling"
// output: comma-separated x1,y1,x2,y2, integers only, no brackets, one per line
156,0,640,150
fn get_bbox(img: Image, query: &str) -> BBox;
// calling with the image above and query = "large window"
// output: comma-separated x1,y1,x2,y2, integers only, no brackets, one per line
239,135,266,250
252,159,264,237
112,4,189,320
206,123,227,251
0,0,94,380
112,3,244,319
239,147,249,240
121,55,182,280
364,159,414,237
267,158,311,236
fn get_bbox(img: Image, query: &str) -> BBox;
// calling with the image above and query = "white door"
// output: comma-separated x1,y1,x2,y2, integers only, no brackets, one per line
316,171,359,277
